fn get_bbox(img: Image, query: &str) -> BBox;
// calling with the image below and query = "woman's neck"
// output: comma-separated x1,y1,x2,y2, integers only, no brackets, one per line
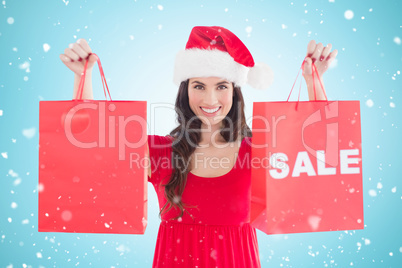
199,123,227,146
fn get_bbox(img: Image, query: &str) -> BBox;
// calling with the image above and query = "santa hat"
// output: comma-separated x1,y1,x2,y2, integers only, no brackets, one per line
173,26,273,89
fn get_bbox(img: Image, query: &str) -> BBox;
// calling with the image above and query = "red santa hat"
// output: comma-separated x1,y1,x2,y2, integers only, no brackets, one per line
173,26,273,89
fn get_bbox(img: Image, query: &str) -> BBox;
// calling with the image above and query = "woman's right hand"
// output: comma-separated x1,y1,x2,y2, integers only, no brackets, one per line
60,39,96,99
59,39,97,76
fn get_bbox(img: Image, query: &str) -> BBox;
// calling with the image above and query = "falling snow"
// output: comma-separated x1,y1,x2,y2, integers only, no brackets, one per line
8,169,18,177
22,127,36,139
329,58,338,69
38,183,44,192
365,99,374,107
344,10,354,20
308,215,321,231
116,244,131,253
43,43,51,52
368,189,377,197
19,61,30,72
13,177,21,186
61,210,73,221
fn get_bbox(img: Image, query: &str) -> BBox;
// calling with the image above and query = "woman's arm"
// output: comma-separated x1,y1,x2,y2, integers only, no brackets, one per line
59,38,97,100
59,39,152,179
302,40,338,101
147,141,151,180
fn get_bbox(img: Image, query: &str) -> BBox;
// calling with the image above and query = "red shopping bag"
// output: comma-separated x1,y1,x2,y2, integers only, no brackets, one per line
38,55,148,234
250,63,363,234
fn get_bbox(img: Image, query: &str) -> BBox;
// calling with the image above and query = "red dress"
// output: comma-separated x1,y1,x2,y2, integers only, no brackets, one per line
147,135,261,268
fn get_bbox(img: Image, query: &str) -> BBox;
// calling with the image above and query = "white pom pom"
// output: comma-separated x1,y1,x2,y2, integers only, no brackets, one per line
247,62,274,89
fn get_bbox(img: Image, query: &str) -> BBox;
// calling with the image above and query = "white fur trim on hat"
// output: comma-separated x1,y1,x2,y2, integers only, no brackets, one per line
173,48,249,86
247,62,274,90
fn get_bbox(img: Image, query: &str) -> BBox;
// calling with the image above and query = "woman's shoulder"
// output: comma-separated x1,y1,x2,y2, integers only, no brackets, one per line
147,135,174,184
242,136,252,151
148,134,174,148
243,136,252,143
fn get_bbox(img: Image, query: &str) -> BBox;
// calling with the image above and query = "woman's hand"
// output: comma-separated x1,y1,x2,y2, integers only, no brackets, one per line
59,39,97,76
60,39,96,100
303,40,338,101
303,40,338,77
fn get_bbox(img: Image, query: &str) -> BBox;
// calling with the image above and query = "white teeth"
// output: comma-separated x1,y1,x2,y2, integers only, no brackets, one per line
201,107,220,113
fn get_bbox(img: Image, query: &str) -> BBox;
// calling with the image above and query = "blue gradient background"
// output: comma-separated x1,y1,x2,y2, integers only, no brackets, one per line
1,0,401,267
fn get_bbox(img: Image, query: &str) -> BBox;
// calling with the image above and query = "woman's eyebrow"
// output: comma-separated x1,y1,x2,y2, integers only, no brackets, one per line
215,81,230,85
191,81,206,86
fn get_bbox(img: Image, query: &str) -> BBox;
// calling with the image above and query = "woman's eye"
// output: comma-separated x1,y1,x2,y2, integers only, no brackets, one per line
194,85,204,90
218,85,227,90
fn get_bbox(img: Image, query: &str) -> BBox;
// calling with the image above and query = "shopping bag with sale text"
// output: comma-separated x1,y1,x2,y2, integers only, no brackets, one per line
38,55,148,234
250,63,363,235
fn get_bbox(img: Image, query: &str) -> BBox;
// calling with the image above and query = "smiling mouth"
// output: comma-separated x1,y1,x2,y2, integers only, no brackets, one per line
200,106,221,114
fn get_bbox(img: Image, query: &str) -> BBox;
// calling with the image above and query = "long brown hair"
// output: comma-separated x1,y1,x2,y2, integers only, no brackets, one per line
159,79,252,220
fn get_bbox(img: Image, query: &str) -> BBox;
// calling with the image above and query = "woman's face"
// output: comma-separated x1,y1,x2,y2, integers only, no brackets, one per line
188,77,234,128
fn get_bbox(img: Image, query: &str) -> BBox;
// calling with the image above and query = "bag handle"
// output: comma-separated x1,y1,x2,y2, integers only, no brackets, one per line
74,53,112,101
286,57,328,103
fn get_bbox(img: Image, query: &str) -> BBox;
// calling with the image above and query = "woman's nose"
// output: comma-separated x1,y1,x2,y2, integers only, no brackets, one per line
204,89,218,105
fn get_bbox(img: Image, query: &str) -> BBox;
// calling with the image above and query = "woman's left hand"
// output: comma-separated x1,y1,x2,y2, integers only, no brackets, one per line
303,40,338,100
303,40,338,78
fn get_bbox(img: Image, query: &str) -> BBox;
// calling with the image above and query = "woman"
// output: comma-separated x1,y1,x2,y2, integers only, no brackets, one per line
60,26,337,267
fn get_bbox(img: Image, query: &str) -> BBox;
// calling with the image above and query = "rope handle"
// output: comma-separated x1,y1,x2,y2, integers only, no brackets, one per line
74,53,112,101
286,57,328,103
